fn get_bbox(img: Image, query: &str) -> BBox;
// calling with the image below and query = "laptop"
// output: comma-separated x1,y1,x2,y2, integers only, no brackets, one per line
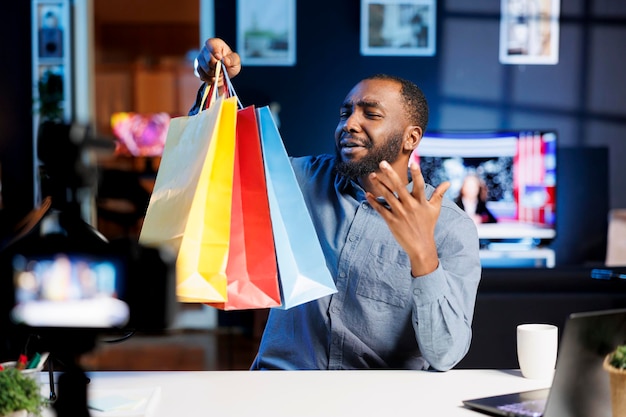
463,308,626,417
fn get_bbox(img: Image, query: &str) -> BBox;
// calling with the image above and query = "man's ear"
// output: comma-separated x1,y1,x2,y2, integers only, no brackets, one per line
404,125,423,151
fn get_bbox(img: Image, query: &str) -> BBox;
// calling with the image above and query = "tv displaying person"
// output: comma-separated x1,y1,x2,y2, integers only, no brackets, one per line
455,172,497,225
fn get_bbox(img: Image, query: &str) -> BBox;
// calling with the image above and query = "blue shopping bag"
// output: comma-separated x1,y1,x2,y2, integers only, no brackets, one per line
256,107,337,309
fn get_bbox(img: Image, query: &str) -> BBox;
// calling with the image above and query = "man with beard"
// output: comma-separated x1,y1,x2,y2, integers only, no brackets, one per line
190,38,481,370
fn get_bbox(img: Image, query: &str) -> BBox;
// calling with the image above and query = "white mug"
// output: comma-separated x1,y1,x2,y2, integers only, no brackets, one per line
517,323,558,379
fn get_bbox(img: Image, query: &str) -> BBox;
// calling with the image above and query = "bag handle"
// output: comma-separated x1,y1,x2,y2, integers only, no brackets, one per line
198,61,244,111
221,61,243,109
199,60,223,111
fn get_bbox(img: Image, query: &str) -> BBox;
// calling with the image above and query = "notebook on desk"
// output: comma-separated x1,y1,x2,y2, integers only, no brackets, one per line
463,308,626,417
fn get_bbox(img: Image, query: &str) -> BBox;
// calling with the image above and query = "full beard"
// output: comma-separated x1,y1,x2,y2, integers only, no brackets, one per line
335,133,404,181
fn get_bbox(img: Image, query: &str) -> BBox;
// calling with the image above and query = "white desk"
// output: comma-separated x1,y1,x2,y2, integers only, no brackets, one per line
40,369,552,417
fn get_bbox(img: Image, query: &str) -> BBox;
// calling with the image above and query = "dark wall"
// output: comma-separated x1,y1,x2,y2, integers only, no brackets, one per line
1,1,625,266
458,266,626,369
0,1,34,237
215,0,438,157
0,0,32,360
214,0,626,212
211,0,625,265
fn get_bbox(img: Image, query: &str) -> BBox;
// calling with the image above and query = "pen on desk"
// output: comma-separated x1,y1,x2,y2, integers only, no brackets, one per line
27,352,41,369
16,354,28,370
591,269,626,280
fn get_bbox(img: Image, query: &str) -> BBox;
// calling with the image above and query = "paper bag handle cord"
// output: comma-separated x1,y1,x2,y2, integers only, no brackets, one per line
199,61,243,110
221,61,244,109
199,60,223,111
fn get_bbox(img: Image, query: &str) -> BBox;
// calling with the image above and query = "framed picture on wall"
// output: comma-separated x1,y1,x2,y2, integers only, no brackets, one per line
37,2,65,59
236,0,296,66
360,0,436,57
499,0,560,65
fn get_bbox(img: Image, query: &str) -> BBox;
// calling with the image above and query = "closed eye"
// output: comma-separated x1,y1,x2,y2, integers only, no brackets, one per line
339,108,352,119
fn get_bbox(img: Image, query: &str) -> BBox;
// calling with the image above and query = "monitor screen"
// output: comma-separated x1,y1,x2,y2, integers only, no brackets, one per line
10,253,130,328
411,130,557,242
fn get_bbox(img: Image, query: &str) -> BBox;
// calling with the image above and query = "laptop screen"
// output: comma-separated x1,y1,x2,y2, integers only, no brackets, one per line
543,309,626,417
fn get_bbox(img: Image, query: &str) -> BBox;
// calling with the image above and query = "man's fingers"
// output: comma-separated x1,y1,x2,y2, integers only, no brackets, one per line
431,181,451,202
222,54,242,79
409,162,427,202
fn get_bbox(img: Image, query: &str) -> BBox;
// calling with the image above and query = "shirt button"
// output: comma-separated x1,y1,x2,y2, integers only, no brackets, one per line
331,305,340,314
339,272,346,278
413,288,422,296
348,235,357,242
361,203,369,209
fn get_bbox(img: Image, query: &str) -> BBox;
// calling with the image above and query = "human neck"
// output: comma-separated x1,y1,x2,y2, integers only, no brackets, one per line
357,164,410,195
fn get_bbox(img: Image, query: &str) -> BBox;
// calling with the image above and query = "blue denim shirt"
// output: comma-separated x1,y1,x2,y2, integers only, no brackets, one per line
251,154,481,370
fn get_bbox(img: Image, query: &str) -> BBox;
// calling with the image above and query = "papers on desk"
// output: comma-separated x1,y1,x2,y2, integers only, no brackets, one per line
88,386,161,417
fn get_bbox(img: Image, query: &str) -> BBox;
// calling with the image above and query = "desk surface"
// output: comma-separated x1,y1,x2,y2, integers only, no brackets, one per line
40,369,552,417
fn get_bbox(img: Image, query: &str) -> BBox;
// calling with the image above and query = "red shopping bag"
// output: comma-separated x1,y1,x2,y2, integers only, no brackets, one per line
209,105,281,310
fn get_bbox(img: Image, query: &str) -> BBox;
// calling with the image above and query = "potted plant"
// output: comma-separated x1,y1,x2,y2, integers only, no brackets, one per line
0,364,44,417
604,344,626,417
35,69,64,123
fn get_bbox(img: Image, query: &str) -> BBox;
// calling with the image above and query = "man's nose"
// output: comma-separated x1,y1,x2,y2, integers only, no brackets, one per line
343,113,361,132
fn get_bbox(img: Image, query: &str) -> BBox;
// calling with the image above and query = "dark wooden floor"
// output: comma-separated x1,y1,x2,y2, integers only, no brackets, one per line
81,328,261,371
79,305,267,371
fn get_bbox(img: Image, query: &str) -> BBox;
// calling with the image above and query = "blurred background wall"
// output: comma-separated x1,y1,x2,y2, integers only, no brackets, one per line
1,0,625,265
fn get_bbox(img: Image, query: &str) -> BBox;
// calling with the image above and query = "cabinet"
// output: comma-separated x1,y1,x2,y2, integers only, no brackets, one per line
95,60,200,138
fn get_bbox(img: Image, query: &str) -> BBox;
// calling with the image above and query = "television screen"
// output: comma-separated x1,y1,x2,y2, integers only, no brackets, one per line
411,130,557,243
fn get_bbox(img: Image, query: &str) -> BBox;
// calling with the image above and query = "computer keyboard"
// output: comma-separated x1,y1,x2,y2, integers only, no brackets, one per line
497,398,547,417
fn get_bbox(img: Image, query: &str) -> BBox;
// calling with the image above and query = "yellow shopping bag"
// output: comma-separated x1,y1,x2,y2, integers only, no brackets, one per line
140,63,239,302
176,96,238,302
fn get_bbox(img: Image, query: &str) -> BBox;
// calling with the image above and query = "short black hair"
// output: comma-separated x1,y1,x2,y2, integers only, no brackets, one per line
364,74,429,132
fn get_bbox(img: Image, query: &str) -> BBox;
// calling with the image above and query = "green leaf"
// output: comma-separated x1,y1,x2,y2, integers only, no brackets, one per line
609,345,626,370
0,368,45,416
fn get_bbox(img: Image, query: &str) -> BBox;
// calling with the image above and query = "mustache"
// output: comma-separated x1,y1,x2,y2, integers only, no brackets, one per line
338,133,372,148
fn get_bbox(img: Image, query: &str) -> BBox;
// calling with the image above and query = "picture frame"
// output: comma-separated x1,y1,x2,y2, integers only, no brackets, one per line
36,2,65,59
499,0,560,65
360,0,436,57
236,0,296,66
